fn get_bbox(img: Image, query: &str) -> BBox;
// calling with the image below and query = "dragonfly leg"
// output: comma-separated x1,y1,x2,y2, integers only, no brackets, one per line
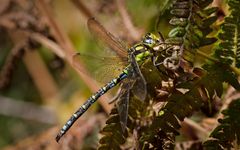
153,56,163,66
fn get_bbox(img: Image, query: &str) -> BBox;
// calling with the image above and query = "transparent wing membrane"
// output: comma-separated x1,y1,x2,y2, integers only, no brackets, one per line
87,18,128,58
130,54,147,101
73,53,128,83
117,80,133,131
131,76,147,101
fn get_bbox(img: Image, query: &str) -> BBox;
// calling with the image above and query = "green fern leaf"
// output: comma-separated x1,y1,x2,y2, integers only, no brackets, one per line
139,70,204,149
167,0,217,65
98,108,127,150
214,0,240,68
139,62,240,149
203,99,240,149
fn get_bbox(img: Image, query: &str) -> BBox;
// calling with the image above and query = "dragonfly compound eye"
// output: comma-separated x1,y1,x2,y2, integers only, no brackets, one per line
142,33,160,48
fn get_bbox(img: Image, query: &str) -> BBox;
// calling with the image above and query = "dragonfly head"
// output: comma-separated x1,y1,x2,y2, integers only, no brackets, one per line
142,33,160,48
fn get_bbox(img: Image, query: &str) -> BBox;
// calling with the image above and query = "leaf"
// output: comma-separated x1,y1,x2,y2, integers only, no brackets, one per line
214,0,240,68
203,99,240,149
98,108,127,149
166,0,217,65
139,71,204,149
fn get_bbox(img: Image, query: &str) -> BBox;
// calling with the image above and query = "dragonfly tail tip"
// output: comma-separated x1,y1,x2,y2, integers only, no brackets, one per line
55,133,62,143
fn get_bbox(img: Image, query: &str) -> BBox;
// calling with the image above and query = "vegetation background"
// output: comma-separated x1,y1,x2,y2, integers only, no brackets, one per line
0,0,239,149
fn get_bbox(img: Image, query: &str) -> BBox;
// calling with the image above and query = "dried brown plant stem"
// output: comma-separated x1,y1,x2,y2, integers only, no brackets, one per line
116,0,141,41
6,29,59,103
183,118,209,139
36,0,112,113
0,43,25,89
23,48,59,101
216,84,240,119
31,33,65,59
71,0,93,19
212,0,222,8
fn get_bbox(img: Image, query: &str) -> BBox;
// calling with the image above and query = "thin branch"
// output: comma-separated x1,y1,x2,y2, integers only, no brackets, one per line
116,0,141,41
0,96,57,124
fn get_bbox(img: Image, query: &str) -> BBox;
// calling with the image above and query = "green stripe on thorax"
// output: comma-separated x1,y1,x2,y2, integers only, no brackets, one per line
134,44,152,62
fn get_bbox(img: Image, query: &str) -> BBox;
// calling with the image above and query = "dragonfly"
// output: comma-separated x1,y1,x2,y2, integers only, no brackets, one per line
55,18,163,142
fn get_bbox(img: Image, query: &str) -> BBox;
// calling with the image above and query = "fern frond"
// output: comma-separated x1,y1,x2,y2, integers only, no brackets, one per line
98,60,163,149
139,61,240,149
98,108,128,150
139,70,203,149
200,63,238,97
98,95,148,149
203,99,240,149
167,0,217,64
214,0,240,68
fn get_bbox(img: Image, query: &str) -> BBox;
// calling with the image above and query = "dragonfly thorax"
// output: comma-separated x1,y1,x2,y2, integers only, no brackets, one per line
131,44,152,63
130,33,160,63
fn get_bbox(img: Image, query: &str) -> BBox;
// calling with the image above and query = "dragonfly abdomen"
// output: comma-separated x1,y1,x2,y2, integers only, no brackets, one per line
56,68,129,142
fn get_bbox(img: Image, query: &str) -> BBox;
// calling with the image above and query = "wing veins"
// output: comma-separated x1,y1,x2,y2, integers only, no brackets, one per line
87,18,128,58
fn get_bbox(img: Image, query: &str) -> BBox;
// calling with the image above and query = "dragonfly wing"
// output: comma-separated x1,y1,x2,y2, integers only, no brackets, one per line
73,53,128,83
130,54,147,101
131,76,147,101
117,81,133,132
87,18,128,58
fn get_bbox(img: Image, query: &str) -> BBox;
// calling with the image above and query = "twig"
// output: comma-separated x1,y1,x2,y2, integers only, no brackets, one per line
116,0,141,41
0,96,57,124
36,0,112,113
